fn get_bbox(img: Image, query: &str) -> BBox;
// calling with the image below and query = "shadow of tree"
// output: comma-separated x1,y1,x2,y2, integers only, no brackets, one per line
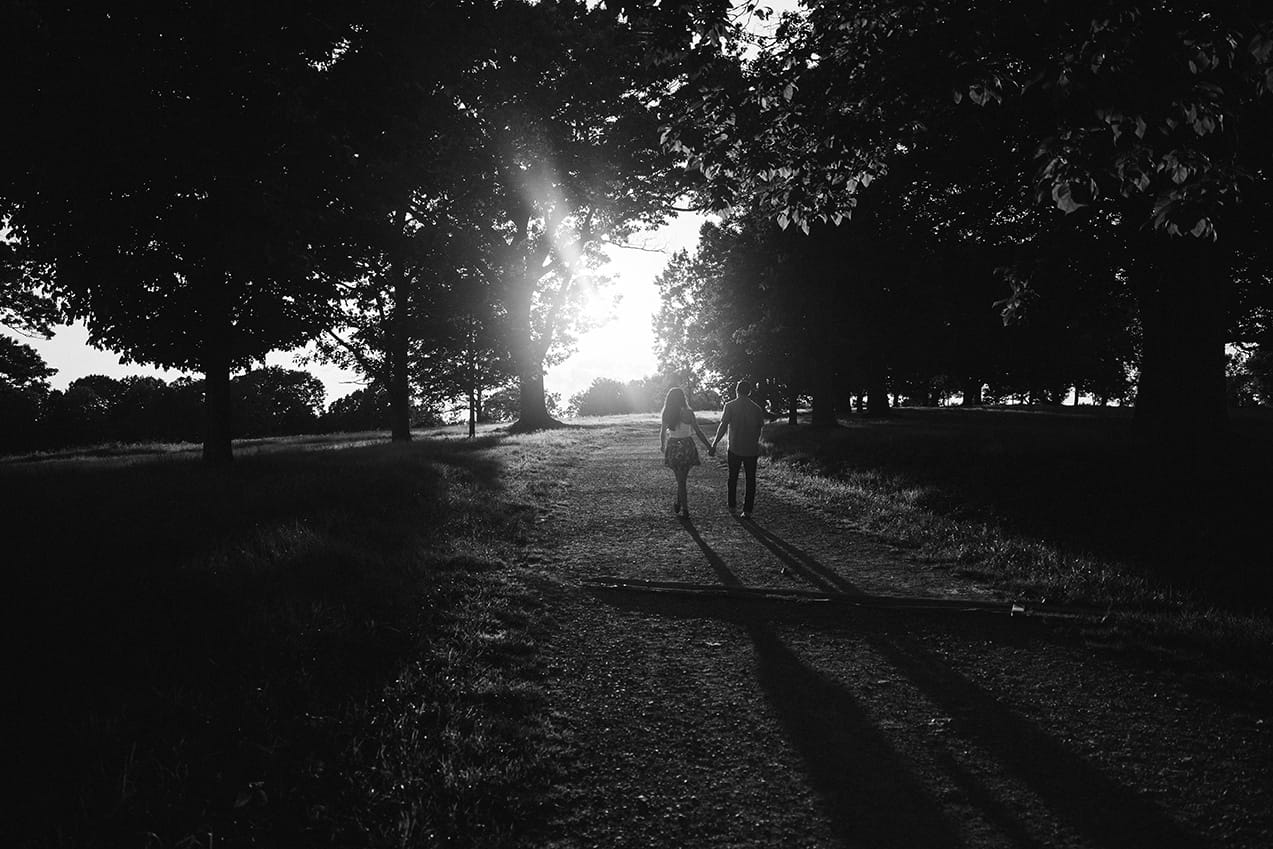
674,522,963,847
872,635,1205,849
582,521,1208,849
738,519,861,594
746,623,963,848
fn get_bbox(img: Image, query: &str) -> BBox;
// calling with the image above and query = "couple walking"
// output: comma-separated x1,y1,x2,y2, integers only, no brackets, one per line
660,380,767,520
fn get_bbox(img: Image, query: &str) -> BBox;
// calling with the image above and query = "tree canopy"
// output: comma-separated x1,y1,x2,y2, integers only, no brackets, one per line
4,1,359,461
657,0,1273,438
4,0,1271,462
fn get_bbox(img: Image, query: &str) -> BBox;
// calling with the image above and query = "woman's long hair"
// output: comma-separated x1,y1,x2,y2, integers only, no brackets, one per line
661,387,688,431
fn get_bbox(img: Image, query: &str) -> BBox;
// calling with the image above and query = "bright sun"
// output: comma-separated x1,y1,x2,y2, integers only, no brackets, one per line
565,258,663,384
546,214,705,400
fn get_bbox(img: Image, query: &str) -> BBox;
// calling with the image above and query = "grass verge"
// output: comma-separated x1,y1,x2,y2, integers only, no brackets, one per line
762,407,1273,652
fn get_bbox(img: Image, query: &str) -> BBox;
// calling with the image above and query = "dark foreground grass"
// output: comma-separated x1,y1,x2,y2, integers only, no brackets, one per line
764,406,1273,616
4,431,563,848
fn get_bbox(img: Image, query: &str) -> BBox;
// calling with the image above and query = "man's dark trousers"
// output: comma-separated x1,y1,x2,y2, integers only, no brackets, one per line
727,451,758,512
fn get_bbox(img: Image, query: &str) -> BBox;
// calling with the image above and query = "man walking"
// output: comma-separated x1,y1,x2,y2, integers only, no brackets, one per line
708,380,767,519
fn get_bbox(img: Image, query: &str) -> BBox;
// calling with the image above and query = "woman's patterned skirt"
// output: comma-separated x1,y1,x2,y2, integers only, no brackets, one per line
664,436,701,470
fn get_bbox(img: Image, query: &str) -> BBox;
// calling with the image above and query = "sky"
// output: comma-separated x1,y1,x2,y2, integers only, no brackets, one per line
22,322,369,400
20,212,706,407
546,212,705,403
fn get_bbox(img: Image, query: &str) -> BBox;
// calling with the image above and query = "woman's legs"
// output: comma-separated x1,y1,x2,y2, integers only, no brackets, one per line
675,467,690,515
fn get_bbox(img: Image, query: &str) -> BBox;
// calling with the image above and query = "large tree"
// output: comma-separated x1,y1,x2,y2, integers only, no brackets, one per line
314,0,704,434
1012,2,1273,439
666,0,1273,444
3,2,354,463
469,0,722,430
655,213,845,421
316,0,496,441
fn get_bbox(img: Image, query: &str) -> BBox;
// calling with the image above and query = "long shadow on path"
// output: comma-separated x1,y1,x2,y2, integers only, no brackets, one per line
745,622,963,848
736,524,1203,846
594,519,1208,849
871,634,1205,849
738,519,862,595
677,519,961,847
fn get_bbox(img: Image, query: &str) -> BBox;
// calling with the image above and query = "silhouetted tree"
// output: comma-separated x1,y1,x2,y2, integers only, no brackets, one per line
320,386,392,433
317,0,494,441
569,378,634,417
232,367,325,438
0,335,56,449
666,0,1273,444
4,2,356,463
469,0,723,431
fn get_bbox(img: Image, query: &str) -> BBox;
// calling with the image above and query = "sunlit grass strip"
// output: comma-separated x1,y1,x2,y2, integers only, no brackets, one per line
764,458,1155,605
761,427,1273,657
334,559,559,846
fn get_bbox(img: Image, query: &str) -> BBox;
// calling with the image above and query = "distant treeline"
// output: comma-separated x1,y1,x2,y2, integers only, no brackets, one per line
6,335,1270,454
568,360,1273,421
2,366,371,454
0,332,562,453
567,374,723,418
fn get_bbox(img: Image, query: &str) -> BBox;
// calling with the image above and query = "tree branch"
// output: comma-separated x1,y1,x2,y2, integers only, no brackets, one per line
323,328,386,386
605,240,672,254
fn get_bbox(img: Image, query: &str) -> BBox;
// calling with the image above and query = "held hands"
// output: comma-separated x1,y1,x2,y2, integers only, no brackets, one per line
707,445,717,458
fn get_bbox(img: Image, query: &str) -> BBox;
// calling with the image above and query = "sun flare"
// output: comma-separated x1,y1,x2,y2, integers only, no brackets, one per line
547,214,706,400
571,274,660,377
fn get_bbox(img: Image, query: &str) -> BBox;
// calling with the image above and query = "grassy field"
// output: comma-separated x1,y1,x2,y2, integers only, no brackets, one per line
764,406,1273,614
4,425,584,848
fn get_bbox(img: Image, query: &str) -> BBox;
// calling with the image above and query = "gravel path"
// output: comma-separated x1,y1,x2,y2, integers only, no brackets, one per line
528,419,1272,848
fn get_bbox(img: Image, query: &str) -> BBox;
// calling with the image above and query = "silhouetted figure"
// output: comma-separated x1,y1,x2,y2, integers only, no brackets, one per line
659,386,713,519
710,379,767,519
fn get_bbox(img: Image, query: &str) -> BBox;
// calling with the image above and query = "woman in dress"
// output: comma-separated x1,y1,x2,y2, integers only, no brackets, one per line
659,386,714,518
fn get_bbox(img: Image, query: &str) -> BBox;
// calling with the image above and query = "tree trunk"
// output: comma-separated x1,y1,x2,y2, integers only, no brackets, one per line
515,368,558,431
388,211,412,442
201,268,233,465
508,314,548,430
202,340,234,465
810,366,837,426
962,379,982,406
466,313,477,438
501,222,563,432
1133,236,1229,447
787,384,799,425
810,393,836,426
467,376,479,438
1125,234,1231,587
866,375,890,417
507,288,561,432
